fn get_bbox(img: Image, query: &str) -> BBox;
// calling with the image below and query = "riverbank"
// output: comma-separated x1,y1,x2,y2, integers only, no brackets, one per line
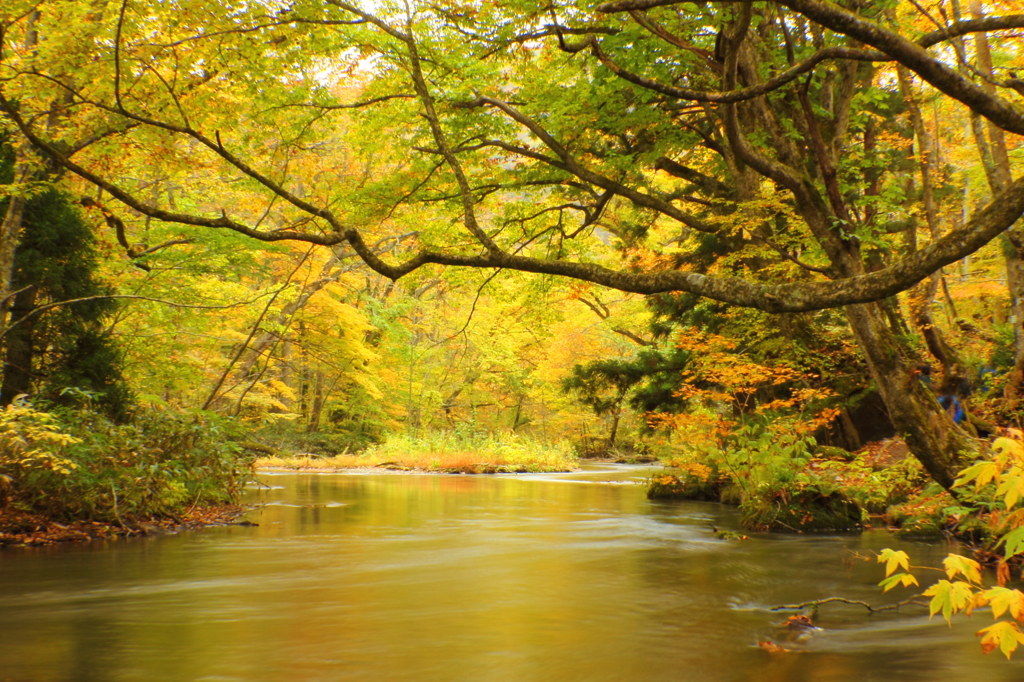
253,454,579,474
252,430,581,474
0,504,250,547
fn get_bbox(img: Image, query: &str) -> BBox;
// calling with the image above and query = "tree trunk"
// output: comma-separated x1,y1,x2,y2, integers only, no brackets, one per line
898,65,964,377
0,286,37,405
0,15,36,332
306,370,325,433
607,406,621,450
837,405,862,451
279,337,293,411
0,193,26,329
909,273,961,370
962,1,1023,398
844,302,967,489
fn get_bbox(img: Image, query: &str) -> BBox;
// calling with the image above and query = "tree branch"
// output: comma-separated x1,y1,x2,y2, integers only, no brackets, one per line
770,595,928,613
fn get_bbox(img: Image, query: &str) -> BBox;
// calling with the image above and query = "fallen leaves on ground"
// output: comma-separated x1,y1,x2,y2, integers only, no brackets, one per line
0,505,249,547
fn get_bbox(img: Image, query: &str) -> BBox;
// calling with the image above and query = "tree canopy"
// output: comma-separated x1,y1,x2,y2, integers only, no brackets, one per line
0,0,1021,310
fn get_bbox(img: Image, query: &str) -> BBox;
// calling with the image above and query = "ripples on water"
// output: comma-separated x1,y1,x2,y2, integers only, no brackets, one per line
2,464,1022,681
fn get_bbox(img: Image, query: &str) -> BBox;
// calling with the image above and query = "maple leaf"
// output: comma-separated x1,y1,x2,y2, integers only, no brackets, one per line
980,587,1024,622
943,554,982,585
879,572,919,593
977,621,1024,659
878,549,911,576
1000,526,1024,560
924,580,977,624
954,460,1000,491
996,474,1024,510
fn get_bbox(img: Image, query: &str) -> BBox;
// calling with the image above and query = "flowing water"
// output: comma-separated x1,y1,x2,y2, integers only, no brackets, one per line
2,464,1023,681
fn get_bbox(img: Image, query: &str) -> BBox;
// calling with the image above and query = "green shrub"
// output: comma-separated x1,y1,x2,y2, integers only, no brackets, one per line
0,397,249,522
816,455,927,514
657,424,862,531
646,472,723,501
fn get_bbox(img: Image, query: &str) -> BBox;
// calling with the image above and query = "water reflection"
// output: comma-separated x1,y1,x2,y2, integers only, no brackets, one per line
1,466,1022,681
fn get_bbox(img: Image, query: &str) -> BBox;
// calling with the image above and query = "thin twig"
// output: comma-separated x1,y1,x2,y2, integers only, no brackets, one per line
201,247,313,410
770,595,928,613
110,483,130,531
0,292,283,340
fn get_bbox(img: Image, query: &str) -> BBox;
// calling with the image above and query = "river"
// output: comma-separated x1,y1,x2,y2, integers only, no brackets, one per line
1,464,1022,681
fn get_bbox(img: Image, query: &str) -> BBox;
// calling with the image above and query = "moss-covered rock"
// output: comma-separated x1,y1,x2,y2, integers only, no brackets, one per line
813,445,855,461
885,487,954,537
646,473,722,501
740,490,862,532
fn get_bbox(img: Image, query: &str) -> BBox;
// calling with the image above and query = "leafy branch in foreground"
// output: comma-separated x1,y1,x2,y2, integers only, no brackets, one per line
877,548,1024,659
875,437,1024,659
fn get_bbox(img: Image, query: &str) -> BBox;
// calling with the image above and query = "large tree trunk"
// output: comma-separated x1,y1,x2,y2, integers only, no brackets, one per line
909,273,961,370
607,406,621,450
844,302,967,489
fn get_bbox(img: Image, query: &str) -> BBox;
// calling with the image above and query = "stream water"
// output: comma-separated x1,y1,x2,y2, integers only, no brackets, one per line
2,464,1023,681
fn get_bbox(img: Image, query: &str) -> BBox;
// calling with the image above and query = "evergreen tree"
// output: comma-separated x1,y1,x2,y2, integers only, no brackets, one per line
0,149,131,419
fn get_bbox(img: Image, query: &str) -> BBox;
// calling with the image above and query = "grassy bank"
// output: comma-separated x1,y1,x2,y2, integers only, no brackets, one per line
255,430,579,473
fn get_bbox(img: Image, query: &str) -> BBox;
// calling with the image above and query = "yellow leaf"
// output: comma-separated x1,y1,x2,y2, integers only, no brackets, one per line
978,621,1024,659
982,587,1024,622
878,549,911,577
924,580,977,624
943,554,982,585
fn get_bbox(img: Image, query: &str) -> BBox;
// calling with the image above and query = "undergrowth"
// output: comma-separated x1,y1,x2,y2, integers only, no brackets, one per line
0,396,250,523
651,423,863,531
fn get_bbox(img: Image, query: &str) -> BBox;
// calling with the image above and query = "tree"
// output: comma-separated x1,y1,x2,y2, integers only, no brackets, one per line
1,0,1023,486
0,144,130,418
562,343,691,449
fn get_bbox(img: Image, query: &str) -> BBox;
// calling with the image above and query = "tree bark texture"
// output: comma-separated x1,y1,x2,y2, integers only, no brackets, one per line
844,303,966,489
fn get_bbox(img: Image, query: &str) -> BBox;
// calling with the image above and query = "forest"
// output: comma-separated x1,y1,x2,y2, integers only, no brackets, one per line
2,0,1024,662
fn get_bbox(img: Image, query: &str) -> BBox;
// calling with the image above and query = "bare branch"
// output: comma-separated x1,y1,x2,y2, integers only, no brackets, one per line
0,291,285,340
592,41,885,104
770,595,928,613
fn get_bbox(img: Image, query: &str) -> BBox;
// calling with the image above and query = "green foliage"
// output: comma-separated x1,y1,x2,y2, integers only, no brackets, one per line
562,346,691,421
660,423,861,531
882,483,967,537
0,398,248,522
0,169,133,420
646,472,722,501
0,397,81,482
46,331,134,421
252,411,387,458
816,455,926,514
